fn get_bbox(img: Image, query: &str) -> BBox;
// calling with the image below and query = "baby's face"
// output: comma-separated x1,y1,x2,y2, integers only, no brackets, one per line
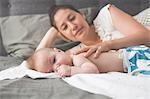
35,48,72,73
48,48,72,72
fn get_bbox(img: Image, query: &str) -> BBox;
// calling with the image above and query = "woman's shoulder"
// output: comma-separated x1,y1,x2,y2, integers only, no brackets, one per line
93,3,113,26
95,4,112,21
95,4,111,16
101,4,111,12
93,4,115,41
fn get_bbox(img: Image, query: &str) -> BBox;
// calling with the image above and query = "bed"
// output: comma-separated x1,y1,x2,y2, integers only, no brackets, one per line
0,0,150,99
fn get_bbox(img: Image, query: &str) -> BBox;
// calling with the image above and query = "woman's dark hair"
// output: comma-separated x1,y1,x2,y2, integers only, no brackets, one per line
49,5,80,29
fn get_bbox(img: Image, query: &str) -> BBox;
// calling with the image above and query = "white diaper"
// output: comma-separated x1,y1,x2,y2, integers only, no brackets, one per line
118,49,129,72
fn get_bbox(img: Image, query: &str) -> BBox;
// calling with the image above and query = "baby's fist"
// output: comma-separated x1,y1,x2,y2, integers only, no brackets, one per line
56,65,71,77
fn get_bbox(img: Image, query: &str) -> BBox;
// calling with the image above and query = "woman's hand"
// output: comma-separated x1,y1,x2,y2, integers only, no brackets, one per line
74,41,111,58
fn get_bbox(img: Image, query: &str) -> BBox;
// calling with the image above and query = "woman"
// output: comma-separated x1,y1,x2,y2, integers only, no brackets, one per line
37,4,150,58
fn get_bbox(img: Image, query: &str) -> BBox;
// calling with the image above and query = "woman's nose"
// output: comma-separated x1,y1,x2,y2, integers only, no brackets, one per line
68,22,77,31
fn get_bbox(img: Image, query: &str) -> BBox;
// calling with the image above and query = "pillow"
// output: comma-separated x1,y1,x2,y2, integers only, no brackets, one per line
0,5,99,59
79,7,98,24
0,14,50,59
0,30,7,56
134,7,150,26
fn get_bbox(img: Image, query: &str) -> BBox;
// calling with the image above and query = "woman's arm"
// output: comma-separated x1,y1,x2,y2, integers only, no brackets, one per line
36,27,58,51
109,5,150,48
108,32,150,50
74,5,150,58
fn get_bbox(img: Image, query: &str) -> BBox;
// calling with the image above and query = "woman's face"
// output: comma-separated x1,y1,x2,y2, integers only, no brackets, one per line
54,9,90,42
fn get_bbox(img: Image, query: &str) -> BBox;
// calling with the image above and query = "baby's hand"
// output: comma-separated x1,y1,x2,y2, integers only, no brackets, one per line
56,65,71,77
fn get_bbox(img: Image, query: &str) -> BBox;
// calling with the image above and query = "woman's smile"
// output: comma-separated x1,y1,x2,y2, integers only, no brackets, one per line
75,27,87,40
74,27,83,37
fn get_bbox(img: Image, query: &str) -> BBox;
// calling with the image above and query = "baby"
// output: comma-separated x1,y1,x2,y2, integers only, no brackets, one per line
27,47,124,76
27,46,150,76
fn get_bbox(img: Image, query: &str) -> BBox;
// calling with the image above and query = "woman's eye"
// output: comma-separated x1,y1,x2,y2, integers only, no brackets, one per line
63,25,68,30
69,16,75,21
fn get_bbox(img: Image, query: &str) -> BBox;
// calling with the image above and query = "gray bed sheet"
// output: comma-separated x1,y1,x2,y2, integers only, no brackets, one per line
0,77,111,99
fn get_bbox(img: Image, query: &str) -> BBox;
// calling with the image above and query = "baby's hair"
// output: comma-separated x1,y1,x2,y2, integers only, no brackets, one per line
26,48,55,70
26,54,35,70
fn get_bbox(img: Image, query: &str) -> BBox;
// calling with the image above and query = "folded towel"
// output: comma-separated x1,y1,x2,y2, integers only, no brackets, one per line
0,61,60,80
63,72,150,99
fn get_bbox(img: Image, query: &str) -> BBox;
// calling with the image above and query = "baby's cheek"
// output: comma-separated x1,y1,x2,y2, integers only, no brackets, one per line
47,67,53,73
39,66,52,73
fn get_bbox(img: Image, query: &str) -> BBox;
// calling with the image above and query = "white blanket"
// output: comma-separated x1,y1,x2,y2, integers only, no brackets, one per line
63,73,150,99
0,61,60,80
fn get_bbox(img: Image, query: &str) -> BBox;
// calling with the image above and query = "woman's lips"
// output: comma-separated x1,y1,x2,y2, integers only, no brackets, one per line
75,27,83,37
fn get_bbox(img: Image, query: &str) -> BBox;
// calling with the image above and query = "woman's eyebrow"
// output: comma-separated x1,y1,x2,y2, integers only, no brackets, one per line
60,13,72,28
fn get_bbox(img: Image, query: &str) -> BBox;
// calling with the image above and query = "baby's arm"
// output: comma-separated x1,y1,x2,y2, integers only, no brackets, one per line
57,54,99,76
70,62,99,76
